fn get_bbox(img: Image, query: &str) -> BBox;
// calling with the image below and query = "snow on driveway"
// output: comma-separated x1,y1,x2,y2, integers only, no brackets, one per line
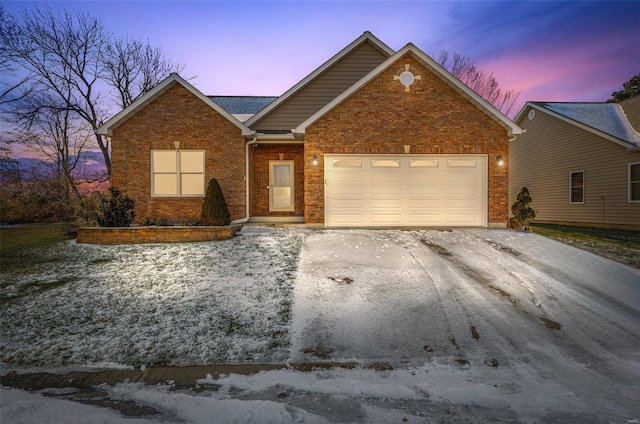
290,229,640,421
2,227,639,423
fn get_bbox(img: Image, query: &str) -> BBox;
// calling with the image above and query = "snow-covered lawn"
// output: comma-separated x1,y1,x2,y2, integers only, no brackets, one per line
2,227,639,423
1,227,304,366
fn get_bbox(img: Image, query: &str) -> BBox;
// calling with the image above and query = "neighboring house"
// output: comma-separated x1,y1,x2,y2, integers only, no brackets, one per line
510,97,640,230
97,32,522,228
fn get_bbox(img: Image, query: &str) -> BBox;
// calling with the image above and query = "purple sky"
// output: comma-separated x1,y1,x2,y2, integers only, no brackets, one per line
4,1,639,117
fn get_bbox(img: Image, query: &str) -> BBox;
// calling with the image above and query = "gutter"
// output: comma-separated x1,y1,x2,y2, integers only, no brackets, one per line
231,134,258,225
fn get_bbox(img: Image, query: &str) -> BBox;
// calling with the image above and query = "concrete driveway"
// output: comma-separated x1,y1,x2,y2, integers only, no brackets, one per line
289,228,640,418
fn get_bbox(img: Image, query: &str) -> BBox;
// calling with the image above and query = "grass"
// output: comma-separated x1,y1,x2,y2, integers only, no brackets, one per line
0,223,68,276
530,223,640,269
0,226,304,367
0,223,67,252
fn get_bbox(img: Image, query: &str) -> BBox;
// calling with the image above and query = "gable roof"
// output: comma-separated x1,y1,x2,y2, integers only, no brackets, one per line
293,43,523,137
245,31,394,129
97,73,253,137
517,101,640,149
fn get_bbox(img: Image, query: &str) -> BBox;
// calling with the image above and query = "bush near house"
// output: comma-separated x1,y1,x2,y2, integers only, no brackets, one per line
97,187,136,227
509,187,536,232
201,178,231,226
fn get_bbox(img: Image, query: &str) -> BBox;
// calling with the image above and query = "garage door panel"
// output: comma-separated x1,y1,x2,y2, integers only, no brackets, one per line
447,198,481,208
371,172,401,182
446,213,482,224
331,214,366,225
408,171,439,182
446,185,482,196
330,185,366,196
409,198,440,208
371,185,402,196
447,173,481,184
331,198,364,209
325,154,486,227
371,213,402,224
370,198,402,209
408,213,441,223
408,185,441,196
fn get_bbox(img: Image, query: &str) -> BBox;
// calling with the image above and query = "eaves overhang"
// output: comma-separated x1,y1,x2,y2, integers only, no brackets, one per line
96,73,253,137
293,43,523,138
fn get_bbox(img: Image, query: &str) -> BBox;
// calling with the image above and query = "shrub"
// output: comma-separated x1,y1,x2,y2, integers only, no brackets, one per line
140,216,155,227
201,178,231,226
97,187,135,227
182,216,202,226
156,217,172,226
509,186,536,231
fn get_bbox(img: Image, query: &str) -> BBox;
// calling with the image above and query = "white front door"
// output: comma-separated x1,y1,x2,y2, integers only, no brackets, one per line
269,160,295,212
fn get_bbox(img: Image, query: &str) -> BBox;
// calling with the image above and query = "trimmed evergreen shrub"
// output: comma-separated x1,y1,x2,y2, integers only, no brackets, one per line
509,186,536,231
201,178,231,226
97,187,136,227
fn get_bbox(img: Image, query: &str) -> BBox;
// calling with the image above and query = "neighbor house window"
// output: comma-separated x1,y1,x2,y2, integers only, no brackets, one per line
569,170,584,204
151,150,205,197
630,162,640,202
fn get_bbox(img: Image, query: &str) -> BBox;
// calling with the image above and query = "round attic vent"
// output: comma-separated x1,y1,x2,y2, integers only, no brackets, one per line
399,71,415,87
528,109,536,120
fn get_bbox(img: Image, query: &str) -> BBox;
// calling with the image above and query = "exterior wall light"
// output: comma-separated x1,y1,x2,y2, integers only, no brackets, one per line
312,155,318,166
497,155,505,166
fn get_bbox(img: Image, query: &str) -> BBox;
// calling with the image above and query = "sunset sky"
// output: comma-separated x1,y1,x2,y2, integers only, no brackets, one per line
3,0,639,117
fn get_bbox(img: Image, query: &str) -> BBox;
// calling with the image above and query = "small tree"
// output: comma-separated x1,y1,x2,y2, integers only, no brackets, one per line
97,187,135,227
201,178,230,226
509,187,536,232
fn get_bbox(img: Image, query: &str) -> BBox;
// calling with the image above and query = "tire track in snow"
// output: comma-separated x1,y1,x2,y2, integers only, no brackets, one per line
419,229,640,412
397,233,524,369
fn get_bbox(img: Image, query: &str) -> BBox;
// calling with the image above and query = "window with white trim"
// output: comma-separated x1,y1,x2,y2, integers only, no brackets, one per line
630,162,640,202
151,150,205,197
569,170,584,204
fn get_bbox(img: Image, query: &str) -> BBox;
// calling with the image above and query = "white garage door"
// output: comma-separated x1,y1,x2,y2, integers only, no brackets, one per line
324,154,487,227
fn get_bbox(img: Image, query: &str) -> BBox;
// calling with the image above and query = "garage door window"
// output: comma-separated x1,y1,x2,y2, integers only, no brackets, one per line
448,159,476,167
333,159,362,167
570,171,584,204
410,159,438,167
372,159,400,167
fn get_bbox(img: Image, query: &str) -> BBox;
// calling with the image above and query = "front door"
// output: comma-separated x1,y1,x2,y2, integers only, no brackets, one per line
269,160,295,212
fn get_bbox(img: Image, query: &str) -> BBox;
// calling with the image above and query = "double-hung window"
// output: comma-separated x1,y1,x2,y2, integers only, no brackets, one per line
569,170,584,204
630,162,640,203
151,150,205,197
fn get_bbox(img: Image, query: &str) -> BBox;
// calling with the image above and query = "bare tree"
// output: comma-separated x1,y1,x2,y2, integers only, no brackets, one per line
105,37,184,109
1,6,183,180
10,89,90,198
437,51,520,116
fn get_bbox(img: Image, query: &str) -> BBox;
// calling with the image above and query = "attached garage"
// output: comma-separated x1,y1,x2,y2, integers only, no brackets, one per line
325,154,487,227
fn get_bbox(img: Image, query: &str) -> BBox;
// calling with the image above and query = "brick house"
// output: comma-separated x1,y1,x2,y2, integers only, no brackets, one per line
97,32,522,228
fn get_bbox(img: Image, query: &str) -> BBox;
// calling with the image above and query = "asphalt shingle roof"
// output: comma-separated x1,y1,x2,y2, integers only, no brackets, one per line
209,96,278,115
535,102,640,147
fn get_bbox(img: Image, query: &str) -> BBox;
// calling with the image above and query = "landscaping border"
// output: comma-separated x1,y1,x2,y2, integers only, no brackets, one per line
77,225,242,245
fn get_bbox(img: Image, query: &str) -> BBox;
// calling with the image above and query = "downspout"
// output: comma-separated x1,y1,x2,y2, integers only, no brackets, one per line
231,134,257,225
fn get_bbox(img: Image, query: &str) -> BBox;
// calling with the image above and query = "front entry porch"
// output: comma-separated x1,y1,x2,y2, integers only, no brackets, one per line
248,143,305,219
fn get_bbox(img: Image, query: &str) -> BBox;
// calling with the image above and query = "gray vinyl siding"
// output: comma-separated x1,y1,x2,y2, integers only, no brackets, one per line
252,41,388,131
510,107,640,228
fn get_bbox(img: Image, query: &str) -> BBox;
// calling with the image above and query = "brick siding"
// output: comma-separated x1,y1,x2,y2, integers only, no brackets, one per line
77,225,242,245
303,54,509,225
110,83,246,224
